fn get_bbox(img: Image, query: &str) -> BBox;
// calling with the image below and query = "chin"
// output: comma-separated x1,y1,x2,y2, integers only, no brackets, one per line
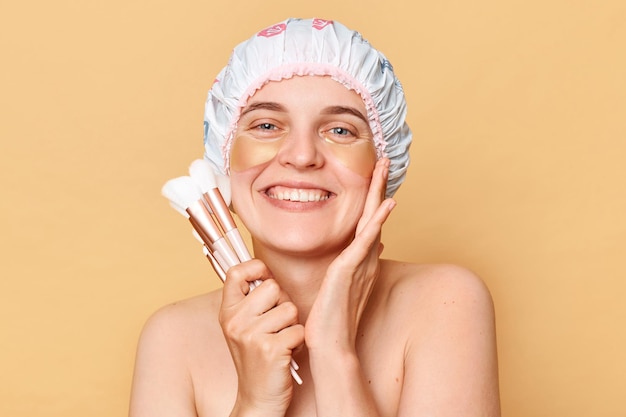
254,225,353,258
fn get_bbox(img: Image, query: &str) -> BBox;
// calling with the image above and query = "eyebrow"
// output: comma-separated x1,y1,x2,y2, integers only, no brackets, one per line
240,101,286,117
321,105,369,124
240,102,369,124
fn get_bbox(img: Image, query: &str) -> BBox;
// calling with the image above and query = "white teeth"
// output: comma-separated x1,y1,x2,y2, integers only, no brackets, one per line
267,188,329,202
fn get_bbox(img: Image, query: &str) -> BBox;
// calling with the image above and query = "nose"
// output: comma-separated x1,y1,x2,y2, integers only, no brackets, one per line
276,128,324,170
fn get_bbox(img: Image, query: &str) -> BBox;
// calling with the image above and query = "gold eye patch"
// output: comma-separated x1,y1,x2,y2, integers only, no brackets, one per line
230,132,376,178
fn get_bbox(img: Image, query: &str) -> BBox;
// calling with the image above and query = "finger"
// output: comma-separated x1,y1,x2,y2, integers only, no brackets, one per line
351,198,396,257
221,259,272,309
255,301,300,334
276,323,305,352
357,158,390,234
242,278,285,316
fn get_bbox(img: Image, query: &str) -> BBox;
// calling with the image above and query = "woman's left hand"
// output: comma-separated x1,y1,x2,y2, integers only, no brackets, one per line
304,157,395,355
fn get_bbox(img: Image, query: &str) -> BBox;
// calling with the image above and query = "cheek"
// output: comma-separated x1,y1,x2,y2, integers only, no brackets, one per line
323,139,377,178
230,134,283,172
229,169,256,208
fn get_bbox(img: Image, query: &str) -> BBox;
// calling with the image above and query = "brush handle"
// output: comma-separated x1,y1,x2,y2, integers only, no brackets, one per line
212,237,239,269
225,229,252,262
290,362,303,385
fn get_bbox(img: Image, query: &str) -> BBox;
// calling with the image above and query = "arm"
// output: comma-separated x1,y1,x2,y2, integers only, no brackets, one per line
399,266,501,417
305,158,394,416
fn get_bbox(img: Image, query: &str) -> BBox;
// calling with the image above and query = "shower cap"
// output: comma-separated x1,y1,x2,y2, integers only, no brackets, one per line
203,17,412,197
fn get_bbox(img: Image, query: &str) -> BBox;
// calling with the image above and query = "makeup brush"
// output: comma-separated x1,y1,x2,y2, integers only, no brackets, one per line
188,159,264,291
163,171,302,384
188,159,252,262
162,176,240,269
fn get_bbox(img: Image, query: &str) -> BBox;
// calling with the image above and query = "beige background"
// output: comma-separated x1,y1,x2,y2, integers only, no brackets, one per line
1,0,624,416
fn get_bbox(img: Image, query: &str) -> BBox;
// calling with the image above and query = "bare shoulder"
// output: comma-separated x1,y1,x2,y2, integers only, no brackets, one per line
379,260,495,320
129,290,225,417
132,289,227,379
140,290,223,338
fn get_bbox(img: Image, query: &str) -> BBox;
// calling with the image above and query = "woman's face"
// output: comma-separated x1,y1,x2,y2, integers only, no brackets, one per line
230,75,377,256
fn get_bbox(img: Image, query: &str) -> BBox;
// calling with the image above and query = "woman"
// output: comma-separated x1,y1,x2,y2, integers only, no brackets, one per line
130,18,500,417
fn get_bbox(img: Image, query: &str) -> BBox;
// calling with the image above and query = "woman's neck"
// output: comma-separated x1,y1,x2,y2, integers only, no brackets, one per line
252,243,339,323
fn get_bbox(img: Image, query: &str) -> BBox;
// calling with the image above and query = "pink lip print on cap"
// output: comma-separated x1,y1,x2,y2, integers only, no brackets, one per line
312,18,333,30
257,23,287,37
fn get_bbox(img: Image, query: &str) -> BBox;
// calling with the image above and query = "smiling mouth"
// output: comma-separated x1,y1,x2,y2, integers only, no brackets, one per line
265,186,331,202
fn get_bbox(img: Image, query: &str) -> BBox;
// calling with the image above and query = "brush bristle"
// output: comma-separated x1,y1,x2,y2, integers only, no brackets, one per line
216,172,232,206
189,159,232,206
189,159,217,192
161,176,202,210
168,201,189,218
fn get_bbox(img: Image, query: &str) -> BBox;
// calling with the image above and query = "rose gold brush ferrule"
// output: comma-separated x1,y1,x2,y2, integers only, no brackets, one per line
189,219,232,275
204,189,252,262
189,216,212,246
185,200,239,268
204,189,237,231
204,247,226,282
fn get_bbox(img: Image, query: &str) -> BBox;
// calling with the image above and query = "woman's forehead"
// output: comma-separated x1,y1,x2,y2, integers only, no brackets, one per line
241,76,367,114
248,76,367,111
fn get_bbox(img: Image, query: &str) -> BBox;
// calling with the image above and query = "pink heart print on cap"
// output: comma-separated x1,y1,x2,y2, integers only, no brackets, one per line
257,23,287,37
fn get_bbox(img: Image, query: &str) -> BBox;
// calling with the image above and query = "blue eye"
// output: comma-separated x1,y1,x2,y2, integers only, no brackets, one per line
330,127,352,136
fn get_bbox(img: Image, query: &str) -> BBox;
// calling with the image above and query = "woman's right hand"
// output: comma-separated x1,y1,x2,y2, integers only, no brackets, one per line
219,259,304,417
